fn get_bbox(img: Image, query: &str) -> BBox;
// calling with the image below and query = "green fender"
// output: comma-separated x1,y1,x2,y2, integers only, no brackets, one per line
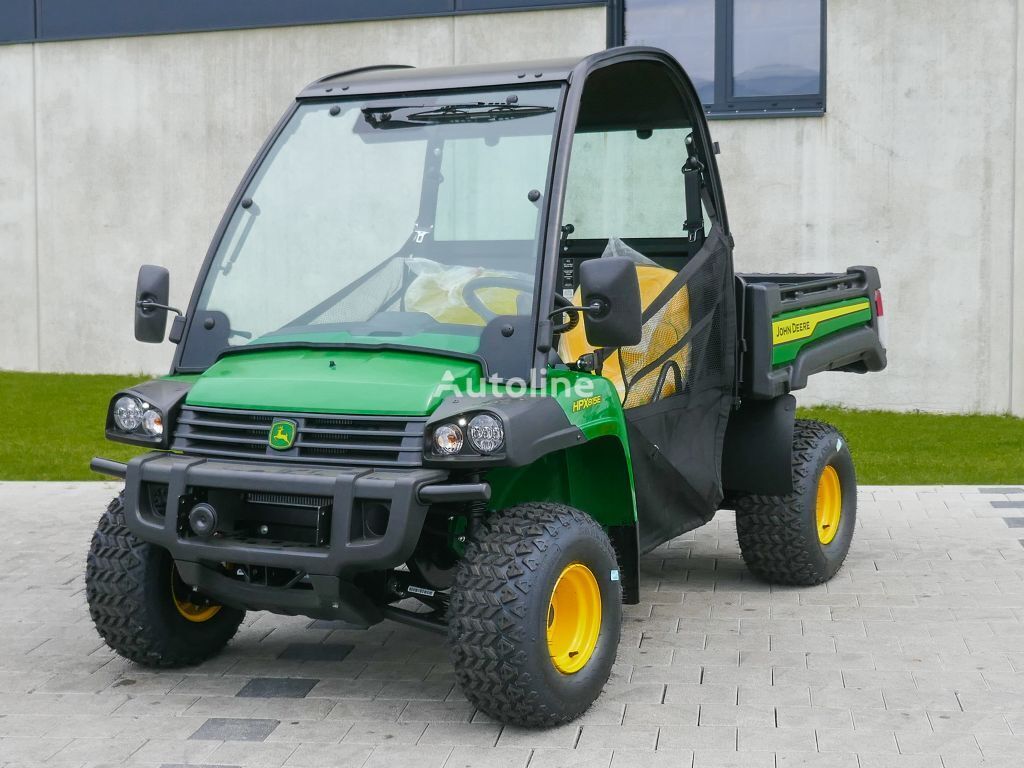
485,370,641,603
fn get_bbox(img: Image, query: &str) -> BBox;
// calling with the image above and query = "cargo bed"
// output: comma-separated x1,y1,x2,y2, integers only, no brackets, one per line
735,266,887,400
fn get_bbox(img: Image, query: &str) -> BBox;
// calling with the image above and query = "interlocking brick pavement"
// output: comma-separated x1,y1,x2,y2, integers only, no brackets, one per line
1,481,1023,767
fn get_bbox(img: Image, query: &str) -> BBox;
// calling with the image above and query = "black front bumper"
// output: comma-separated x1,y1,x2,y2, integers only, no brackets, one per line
112,452,462,624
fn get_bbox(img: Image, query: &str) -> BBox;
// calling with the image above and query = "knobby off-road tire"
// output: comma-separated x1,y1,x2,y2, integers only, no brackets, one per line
448,502,622,727
734,419,857,586
86,493,245,667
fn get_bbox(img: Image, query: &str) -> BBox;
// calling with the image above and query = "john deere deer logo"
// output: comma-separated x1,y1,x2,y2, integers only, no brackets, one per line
268,419,297,450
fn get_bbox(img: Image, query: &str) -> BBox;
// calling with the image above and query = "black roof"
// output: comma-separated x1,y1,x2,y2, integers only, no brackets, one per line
298,55,589,100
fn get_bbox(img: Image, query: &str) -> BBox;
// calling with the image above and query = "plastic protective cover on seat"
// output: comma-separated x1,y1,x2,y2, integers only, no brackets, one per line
403,257,531,325
559,239,691,406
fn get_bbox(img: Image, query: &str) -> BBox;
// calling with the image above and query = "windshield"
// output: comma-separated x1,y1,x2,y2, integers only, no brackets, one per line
179,86,562,372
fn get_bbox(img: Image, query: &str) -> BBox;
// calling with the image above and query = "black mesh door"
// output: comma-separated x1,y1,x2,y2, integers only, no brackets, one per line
610,228,735,553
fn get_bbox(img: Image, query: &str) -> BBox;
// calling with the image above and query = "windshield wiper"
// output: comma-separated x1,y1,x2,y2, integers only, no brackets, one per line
362,102,554,129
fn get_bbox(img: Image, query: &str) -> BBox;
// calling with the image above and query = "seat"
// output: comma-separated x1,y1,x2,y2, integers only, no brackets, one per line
559,263,691,408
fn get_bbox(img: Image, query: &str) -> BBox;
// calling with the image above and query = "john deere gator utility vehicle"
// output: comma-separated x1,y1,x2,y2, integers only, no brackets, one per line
87,48,887,726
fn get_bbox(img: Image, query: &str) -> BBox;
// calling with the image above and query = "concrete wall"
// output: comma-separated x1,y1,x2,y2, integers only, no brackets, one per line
0,8,606,376
711,0,1023,415
0,43,37,371
1,2,1023,416
1014,1,1024,418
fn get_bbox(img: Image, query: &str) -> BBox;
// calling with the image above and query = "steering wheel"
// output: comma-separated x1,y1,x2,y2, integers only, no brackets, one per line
462,276,535,322
461,276,579,334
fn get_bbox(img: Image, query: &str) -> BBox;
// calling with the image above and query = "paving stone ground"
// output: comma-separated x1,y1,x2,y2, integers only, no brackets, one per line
1,482,1023,768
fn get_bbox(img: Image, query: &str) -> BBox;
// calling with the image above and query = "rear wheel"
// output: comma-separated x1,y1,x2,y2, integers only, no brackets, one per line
86,493,245,667
734,419,857,585
448,502,622,727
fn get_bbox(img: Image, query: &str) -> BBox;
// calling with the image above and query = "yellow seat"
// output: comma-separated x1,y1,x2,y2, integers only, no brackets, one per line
559,264,691,408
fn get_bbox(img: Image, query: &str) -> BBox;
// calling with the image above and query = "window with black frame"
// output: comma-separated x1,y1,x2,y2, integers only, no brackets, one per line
624,0,826,118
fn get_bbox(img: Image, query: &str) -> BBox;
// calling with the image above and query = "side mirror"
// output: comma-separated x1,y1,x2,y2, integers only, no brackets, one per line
579,257,642,348
135,265,171,343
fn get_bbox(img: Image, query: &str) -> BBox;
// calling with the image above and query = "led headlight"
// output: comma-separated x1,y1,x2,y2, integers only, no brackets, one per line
468,413,504,454
432,424,464,455
105,381,188,448
113,396,144,431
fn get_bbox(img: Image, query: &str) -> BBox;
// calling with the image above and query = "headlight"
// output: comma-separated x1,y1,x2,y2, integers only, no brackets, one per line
113,396,144,431
142,409,164,436
104,381,188,448
432,424,464,455
112,394,164,439
468,413,504,453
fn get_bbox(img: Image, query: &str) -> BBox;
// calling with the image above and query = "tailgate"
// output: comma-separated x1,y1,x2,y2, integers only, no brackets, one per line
735,266,887,399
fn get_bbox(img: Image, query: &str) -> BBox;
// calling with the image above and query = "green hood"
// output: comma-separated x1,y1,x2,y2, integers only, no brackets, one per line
185,346,482,416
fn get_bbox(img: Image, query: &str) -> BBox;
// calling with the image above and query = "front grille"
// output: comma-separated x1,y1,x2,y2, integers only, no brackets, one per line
246,492,331,508
172,406,425,467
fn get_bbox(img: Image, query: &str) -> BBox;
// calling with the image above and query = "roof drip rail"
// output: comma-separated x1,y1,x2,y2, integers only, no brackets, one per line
313,64,415,85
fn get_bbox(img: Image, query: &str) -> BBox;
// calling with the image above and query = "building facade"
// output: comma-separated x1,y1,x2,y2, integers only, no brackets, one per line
1,1,1022,416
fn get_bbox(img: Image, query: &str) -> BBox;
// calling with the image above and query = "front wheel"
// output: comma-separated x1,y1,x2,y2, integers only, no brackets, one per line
448,502,622,727
734,419,857,586
86,493,245,667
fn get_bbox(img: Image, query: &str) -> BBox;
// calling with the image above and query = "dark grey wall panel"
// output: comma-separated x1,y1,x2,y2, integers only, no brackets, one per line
0,0,35,43
455,0,597,10
35,1,451,41
24,0,600,43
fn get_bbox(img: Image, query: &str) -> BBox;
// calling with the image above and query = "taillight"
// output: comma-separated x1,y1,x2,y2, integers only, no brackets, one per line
874,289,888,349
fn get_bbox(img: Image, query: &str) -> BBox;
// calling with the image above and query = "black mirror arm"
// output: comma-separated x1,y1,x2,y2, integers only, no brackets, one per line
547,300,607,335
136,298,183,317
546,300,605,321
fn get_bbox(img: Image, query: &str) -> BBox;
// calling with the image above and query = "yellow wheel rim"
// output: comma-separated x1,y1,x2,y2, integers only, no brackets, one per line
546,563,602,674
816,465,842,545
171,565,222,623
